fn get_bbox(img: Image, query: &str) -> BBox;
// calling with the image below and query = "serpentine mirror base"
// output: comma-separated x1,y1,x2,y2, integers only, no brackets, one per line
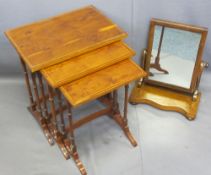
129,84,200,121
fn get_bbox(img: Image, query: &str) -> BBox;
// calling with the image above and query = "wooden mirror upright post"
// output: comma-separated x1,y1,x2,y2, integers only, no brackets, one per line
130,18,208,120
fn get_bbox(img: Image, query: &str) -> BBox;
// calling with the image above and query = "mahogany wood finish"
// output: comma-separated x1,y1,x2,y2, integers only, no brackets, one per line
130,19,208,120
130,83,200,120
19,58,35,110
20,58,144,174
60,59,146,107
124,85,129,123
31,73,43,117
37,73,49,119
47,85,58,132
21,60,54,145
56,90,65,134
130,42,208,120
28,68,141,174
145,18,208,94
65,102,87,175
5,5,146,175
5,6,127,72
41,41,135,88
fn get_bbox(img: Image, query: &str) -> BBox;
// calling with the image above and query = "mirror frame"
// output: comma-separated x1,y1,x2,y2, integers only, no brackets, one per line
144,18,208,94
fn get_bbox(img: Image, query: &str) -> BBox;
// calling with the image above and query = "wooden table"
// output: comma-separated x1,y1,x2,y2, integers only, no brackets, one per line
6,5,127,72
5,5,146,175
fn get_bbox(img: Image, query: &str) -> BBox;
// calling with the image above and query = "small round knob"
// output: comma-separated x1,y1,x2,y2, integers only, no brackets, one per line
201,61,209,69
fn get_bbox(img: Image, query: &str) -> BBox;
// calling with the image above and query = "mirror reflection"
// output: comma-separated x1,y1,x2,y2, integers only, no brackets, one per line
149,25,201,89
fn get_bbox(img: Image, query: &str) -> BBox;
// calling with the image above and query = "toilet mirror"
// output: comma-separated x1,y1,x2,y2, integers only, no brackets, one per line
145,19,208,93
129,19,208,120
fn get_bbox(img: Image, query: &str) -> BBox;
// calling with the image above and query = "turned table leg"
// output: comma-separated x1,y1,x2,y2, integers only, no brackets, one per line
56,89,65,135
19,58,35,111
48,85,70,159
111,86,138,147
31,73,43,118
65,101,87,175
37,73,49,120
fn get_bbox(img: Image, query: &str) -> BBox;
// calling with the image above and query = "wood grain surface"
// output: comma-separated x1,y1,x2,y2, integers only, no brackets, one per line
60,59,147,107
129,84,200,120
41,42,135,88
5,5,127,72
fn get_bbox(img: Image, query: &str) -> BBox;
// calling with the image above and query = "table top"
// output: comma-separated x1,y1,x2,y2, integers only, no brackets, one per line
5,5,127,72
60,59,147,107
41,42,135,88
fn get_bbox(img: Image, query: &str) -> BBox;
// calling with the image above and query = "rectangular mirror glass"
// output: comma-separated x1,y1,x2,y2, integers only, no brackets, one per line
129,18,208,120
149,25,201,89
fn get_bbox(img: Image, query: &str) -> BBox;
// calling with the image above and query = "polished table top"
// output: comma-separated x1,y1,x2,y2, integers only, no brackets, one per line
41,42,135,88
5,5,127,72
60,59,147,107
5,5,147,107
